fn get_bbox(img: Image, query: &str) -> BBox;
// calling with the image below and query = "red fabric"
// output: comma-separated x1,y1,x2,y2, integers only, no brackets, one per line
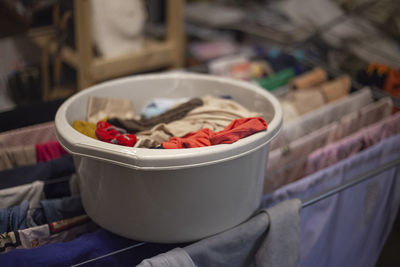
163,128,214,149
162,117,268,149
96,121,137,147
36,141,69,162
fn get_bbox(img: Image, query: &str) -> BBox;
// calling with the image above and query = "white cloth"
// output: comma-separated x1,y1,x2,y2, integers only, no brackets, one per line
91,0,146,58
0,181,44,209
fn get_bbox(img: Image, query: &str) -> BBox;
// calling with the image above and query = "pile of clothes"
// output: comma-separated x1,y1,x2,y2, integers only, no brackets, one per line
73,95,268,149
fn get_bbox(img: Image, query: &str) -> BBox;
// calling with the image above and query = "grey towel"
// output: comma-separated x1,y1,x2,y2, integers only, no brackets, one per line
255,199,301,267
185,199,301,267
137,199,301,267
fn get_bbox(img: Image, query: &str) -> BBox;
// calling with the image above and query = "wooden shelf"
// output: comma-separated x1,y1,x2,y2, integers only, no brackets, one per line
29,0,185,98
91,39,174,82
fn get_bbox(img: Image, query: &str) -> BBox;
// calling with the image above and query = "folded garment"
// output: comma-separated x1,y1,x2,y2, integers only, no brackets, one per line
72,120,97,139
135,96,259,148
87,96,135,124
36,141,69,162
108,98,203,133
0,145,37,171
162,117,268,149
95,121,137,147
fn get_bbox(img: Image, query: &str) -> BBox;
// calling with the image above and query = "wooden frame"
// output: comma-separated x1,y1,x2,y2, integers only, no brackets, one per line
30,0,185,98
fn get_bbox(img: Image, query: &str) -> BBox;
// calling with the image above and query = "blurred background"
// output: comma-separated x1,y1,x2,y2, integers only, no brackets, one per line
1,0,399,114
0,0,400,265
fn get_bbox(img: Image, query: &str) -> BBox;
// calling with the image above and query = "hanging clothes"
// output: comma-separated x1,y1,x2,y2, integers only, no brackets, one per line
262,134,400,267
0,145,37,171
0,156,75,190
271,88,373,150
0,122,56,149
264,98,394,194
36,141,69,162
305,112,400,175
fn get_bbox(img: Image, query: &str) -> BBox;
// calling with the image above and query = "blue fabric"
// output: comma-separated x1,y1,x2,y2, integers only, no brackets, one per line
0,228,185,266
0,195,84,232
32,195,84,226
40,195,84,223
262,134,400,267
0,156,75,190
0,201,29,233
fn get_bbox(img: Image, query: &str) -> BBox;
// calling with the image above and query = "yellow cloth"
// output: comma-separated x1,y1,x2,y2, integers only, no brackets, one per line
73,121,97,139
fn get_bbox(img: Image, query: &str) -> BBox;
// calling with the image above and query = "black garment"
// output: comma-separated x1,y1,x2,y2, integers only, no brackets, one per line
0,156,75,190
0,98,66,133
108,98,203,133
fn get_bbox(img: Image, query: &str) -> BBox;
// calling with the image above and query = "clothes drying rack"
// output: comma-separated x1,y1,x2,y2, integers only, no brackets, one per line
69,155,400,266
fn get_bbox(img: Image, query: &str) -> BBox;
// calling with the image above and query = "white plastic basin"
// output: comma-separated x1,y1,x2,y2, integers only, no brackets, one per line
55,73,282,243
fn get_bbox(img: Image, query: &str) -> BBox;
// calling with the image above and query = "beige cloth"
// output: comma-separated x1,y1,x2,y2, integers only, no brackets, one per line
135,95,259,148
87,96,135,123
282,89,325,117
320,75,351,103
0,145,37,171
290,67,327,89
0,122,55,149
91,0,146,58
